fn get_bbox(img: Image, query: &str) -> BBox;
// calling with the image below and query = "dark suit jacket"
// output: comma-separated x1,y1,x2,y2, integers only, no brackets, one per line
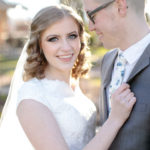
99,44,150,150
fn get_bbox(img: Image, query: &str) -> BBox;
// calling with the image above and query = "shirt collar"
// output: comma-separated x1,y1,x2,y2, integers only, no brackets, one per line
118,33,150,64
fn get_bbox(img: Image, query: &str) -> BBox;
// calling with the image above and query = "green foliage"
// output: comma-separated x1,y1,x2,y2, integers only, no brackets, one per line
0,95,7,116
0,95,7,103
0,59,17,75
92,47,108,57
146,13,150,25
60,0,84,18
0,57,16,115
0,54,6,61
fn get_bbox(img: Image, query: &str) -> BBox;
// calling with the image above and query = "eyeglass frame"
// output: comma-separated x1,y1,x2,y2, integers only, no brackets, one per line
87,0,115,24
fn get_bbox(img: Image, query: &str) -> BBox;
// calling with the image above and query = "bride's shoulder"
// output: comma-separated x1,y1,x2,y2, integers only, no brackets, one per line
17,78,50,107
19,78,62,93
19,78,42,93
19,78,39,92
24,77,40,85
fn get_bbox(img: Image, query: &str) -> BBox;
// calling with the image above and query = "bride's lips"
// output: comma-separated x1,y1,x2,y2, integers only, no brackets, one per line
57,54,74,62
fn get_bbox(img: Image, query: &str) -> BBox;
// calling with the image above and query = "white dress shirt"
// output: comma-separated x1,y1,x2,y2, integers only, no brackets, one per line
106,33,150,111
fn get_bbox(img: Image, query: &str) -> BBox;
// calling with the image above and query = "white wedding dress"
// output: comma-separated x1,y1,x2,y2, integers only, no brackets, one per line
0,78,97,150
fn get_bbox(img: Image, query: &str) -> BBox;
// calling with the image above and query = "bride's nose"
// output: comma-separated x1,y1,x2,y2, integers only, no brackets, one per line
60,39,72,52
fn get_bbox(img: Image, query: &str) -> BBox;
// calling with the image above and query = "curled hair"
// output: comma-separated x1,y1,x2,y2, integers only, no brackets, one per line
23,4,91,81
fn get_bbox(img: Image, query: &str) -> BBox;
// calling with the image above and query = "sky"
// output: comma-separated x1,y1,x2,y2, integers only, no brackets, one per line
5,0,150,20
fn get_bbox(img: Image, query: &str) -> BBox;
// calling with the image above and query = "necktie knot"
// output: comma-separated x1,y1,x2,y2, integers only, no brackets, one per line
117,52,127,66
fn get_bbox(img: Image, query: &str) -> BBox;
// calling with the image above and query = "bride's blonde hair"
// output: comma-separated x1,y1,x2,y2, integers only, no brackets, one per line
23,4,91,81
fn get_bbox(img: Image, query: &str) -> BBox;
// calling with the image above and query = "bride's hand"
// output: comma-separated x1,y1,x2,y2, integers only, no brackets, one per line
109,83,136,126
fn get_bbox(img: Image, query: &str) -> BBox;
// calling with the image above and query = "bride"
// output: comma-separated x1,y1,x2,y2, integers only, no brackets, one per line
0,4,136,150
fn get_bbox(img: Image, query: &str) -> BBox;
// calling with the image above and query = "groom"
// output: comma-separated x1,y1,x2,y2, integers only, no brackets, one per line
83,0,150,149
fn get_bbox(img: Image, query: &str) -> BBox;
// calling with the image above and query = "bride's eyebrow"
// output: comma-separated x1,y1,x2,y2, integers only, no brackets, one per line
47,34,59,38
67,31,78,35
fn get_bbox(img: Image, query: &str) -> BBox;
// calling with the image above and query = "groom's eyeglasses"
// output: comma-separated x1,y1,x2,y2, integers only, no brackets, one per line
87,0,115,24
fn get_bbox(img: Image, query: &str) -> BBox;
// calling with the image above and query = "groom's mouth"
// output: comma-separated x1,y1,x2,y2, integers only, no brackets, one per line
97,32,103,40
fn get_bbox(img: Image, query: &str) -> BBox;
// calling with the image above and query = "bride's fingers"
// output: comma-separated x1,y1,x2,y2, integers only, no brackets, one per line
127,97,136,108
114,83,130,95
111,88,130,102
119,89,131,99
122,92,134,102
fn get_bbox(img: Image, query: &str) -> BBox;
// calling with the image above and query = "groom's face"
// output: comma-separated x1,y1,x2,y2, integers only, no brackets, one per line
83,0,125,49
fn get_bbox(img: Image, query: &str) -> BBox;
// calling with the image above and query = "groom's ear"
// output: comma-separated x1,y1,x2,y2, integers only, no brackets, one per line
116,0,128,17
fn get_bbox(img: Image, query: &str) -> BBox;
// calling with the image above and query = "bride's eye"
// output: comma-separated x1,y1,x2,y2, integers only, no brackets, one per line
68,34,78,40
47,37,58,42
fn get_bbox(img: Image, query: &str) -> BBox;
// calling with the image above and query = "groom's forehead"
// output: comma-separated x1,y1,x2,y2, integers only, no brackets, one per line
83,0,101,10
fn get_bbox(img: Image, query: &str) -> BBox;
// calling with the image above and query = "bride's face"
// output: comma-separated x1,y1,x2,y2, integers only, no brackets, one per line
40,17,81,76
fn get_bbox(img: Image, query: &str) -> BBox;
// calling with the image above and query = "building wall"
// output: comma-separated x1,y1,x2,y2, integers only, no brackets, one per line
0,9,8,45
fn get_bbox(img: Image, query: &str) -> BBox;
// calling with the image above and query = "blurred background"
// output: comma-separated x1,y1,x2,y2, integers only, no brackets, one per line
0,0,150,122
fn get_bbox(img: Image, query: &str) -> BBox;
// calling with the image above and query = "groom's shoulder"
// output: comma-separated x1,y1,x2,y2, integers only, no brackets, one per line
102,49,117,61
104,49,116,57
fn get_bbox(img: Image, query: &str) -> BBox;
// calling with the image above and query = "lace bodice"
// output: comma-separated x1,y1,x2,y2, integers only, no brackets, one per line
17,78,97,150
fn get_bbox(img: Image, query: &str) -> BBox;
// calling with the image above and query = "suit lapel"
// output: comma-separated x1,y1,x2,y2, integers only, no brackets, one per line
103,50,118,88
100,45,150,124
127,44,150,82
100,50,118,123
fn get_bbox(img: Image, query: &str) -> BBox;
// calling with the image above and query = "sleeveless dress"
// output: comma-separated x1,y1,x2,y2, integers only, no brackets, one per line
16,78,97,150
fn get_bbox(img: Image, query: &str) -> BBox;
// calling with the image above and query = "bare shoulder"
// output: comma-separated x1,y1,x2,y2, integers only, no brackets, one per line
17,99,51,129
17,99,68,150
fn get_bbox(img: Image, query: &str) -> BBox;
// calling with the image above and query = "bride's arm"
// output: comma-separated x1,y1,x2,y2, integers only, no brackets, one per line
17,99,69,150
17,83,136,150
83,83,136,150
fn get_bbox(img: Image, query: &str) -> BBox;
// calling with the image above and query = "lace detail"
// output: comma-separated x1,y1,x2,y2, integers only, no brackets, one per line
17,78,97,150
